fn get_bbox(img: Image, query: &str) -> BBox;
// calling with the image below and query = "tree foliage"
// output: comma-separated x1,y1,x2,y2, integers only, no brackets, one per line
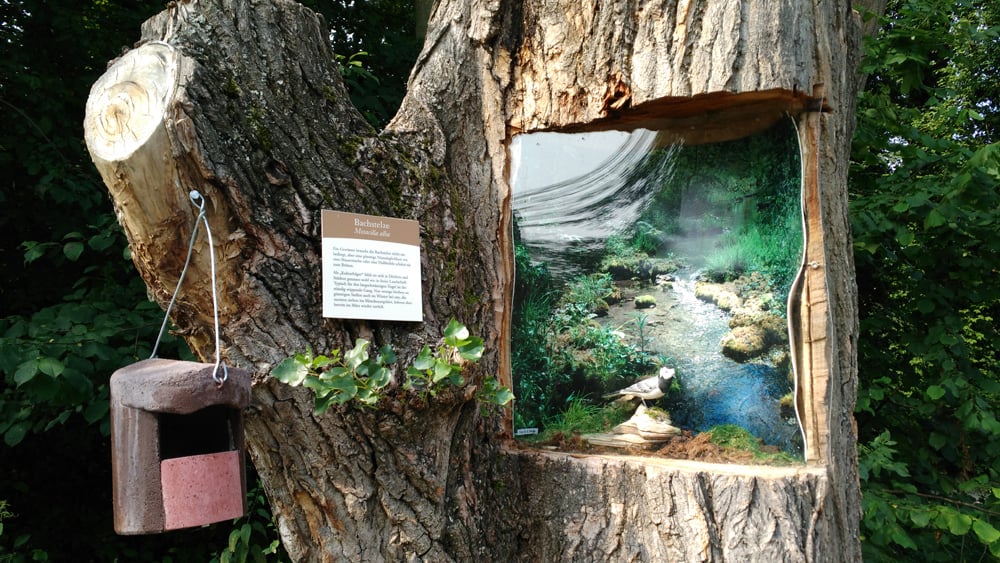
852,0,1000,559
299,0,422,126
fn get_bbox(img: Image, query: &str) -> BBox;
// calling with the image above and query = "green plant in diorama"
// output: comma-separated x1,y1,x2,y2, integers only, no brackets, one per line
632,221,664,255
599,230,681,282
271,319,512,414
555,323,652,391
628,312,653,355
533,396,632,442
705,424,800,465
511,242,562,429
702,243,748,283
559,273,616,315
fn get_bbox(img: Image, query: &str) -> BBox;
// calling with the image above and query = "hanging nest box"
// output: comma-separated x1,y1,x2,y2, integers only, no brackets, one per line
110,358,251,535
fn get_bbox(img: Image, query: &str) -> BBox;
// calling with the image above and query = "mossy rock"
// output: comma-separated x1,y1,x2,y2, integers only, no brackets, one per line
779,392,796,418
634,295,657,309
729,313,788,346
759,314,789,345
600,254,679,281
604,285,623,305
769,349,792,375
593,299,610,317
695,282,741,311
721,325,767,362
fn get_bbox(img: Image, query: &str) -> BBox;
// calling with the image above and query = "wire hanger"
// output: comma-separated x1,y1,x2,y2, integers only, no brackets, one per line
150,190,229,385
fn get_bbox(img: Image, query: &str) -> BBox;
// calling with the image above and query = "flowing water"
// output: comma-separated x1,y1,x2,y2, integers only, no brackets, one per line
655,272,802,454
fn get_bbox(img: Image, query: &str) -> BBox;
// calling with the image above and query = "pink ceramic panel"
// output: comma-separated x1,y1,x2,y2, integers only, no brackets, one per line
161,451,243,530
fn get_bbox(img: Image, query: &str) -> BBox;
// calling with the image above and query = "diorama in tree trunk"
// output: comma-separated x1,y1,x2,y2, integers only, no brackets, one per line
510,121,806,456
84,0,879,560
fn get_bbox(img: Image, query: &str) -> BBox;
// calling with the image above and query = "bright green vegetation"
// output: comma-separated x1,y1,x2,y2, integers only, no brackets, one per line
511,251,659,430
598,228,681,282
851,1,1000,559
704,424,800,465
512,120,800,436
271,319,512,413
638,120,803,303
528,398,632,443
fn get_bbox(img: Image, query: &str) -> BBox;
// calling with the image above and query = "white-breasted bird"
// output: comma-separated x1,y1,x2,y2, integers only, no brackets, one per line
604,367,675,406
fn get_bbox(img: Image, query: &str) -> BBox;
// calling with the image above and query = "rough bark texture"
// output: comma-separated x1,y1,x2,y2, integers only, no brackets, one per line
85,0,878,560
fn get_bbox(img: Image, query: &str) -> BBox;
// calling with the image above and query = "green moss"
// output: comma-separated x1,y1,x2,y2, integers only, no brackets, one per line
247,106,272,151
601,253,680,282
322,84,338,104
634,295,657,309
644,405,672,422
706,424,800,464
224,77,241,98
336,135,363,163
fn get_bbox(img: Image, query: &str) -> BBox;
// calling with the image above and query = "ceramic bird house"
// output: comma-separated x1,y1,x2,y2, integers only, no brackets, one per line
110,358,251,535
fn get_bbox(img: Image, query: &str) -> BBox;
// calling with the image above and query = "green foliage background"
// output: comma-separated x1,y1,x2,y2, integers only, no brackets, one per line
0,0,998,560
852,1,1000,559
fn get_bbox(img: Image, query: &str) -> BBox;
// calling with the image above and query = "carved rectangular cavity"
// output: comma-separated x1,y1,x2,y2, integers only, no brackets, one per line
509,120,806,461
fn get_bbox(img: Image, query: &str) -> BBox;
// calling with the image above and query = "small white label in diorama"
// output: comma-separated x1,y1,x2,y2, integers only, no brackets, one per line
321,210,422,321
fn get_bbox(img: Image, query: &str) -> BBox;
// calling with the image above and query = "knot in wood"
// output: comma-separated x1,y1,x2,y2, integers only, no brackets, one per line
602,72,632,114
264,159,291,186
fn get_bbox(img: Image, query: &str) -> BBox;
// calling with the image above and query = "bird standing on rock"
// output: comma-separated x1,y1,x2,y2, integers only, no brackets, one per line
604,367,675,407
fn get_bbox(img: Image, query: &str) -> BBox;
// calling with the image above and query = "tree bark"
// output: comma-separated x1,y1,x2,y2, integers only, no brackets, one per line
85,0,879,560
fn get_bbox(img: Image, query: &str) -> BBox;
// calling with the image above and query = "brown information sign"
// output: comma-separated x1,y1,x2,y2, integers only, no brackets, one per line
321,210,422,321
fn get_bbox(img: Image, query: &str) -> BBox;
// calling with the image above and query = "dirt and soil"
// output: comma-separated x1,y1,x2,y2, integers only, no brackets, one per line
517,428,791,466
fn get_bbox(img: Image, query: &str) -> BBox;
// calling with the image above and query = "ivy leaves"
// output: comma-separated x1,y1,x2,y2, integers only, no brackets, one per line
272,340,396,414
272,319,512,415
404,318,483,395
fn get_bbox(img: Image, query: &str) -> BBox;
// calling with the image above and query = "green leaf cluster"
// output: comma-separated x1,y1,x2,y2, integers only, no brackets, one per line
852,1,1000,560
272,340,396,414
271,320,511,413
210,480,290,563
298,0,421,127
405,318,485,399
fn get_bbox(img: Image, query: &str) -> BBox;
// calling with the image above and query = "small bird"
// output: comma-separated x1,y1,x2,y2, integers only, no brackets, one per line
604,367,675,407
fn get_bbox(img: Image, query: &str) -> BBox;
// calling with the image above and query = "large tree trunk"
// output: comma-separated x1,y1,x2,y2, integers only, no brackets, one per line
85,0,878,560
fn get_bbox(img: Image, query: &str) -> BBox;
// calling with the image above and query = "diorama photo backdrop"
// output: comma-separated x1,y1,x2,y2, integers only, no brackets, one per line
511,118,805,456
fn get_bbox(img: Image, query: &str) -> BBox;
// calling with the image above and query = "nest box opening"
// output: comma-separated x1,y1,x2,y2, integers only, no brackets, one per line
159,405,238,459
